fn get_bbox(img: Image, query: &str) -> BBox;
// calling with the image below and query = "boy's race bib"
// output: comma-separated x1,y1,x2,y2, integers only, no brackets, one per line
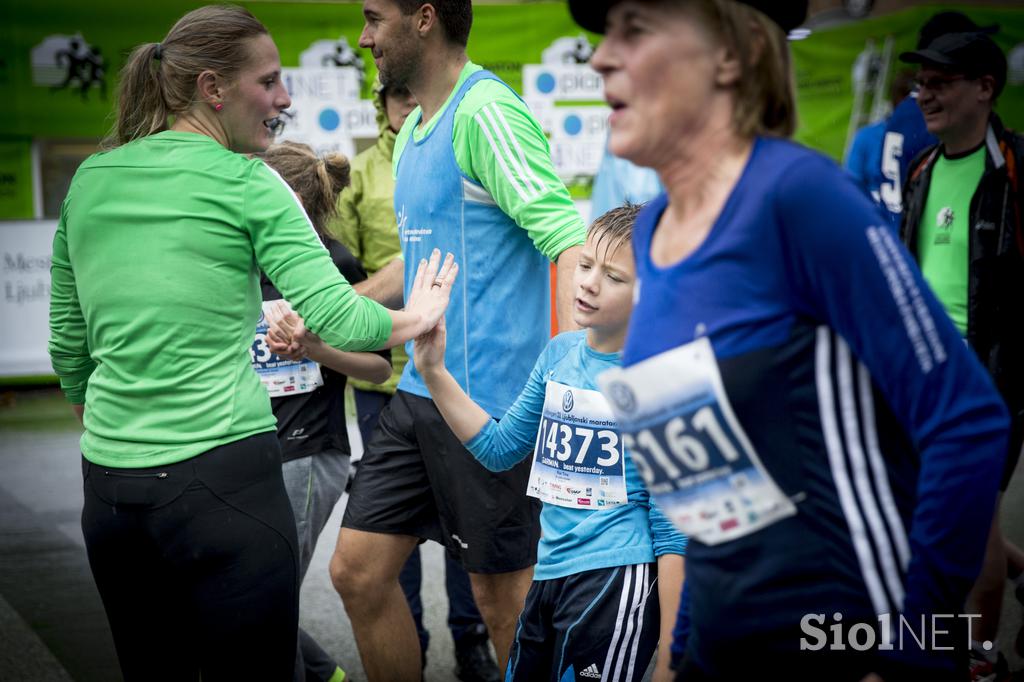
598,337,795,545
527,381,628,510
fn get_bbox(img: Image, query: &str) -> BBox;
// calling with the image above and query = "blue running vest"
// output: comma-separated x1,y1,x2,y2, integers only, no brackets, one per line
394,70,551,416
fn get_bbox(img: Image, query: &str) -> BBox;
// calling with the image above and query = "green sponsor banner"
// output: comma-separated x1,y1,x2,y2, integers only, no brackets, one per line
4,1,1022,159
3,1,585,139
0,138,35,219
792,4,1024,161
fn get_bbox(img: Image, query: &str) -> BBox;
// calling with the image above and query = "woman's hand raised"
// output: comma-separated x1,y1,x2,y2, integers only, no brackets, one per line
405,248,458,337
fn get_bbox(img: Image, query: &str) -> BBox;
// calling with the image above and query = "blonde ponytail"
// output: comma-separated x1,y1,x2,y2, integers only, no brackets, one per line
103,43,169,148
103,5,268,149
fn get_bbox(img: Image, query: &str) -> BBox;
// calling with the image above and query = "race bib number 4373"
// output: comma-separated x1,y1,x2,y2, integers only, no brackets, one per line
597,338,795,545
527,381,628,510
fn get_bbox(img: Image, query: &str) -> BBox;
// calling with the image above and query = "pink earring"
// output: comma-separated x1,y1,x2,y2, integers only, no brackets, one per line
213,102,223,112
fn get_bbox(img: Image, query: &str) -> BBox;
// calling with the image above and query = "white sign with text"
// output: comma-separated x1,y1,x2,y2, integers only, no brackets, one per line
279,67,377,157
1,220,58,376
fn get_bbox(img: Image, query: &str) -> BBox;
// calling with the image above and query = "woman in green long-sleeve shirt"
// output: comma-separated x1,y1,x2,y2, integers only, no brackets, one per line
46,6,456,680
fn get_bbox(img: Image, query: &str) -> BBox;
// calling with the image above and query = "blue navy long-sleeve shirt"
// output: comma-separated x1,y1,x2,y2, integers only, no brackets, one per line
615,137,1007,674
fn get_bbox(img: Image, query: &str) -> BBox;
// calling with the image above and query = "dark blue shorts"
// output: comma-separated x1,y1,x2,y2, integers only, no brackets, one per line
506,563,660,682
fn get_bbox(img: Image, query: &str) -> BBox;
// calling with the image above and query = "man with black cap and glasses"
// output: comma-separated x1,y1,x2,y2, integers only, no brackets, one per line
899,30,1023,682
878,12,999,226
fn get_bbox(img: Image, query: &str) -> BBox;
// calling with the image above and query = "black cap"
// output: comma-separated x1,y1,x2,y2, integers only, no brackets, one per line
917,11,998,50
567,0,808,35
900,31,1007,96
901,31,1003,96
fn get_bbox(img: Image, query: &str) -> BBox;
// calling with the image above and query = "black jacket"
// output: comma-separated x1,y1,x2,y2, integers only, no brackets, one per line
900,113,1024,428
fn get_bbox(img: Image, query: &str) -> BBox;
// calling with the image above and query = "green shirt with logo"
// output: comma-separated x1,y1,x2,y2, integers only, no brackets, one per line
917,145,986,335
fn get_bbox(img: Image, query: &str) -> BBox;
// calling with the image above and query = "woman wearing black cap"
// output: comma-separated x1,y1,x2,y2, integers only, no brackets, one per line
567,1,1011,680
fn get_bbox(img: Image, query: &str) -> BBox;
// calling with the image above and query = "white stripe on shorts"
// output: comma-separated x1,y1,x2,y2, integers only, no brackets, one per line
602,564,634,681
624,566,657,682
605,564,650,682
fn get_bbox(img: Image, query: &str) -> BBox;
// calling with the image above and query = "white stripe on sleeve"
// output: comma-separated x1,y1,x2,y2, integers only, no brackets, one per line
836,339,906,608
473,110,531,203
489,103,546,195
816,327,890,616
857,363,912,574
477,104,542,202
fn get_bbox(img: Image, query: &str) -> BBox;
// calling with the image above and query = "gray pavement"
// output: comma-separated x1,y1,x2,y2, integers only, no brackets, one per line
0,391,464,682
3,389,1024,680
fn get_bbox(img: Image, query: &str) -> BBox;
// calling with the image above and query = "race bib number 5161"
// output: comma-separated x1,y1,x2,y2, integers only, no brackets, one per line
598,338,795,545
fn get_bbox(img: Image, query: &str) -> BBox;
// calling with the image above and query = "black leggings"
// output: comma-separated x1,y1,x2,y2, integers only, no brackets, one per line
81,432,299,681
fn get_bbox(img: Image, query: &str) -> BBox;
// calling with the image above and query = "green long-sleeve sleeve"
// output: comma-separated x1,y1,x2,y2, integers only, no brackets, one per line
48,196,95,404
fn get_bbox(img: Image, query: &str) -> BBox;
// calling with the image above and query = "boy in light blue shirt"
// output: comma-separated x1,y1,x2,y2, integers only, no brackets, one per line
415,204,686,682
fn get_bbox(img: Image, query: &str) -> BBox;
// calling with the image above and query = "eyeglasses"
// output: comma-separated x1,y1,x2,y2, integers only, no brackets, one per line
914,74,970,93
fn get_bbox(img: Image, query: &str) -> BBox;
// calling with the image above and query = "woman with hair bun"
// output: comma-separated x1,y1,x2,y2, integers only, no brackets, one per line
257,141,390,682
47,6,456,680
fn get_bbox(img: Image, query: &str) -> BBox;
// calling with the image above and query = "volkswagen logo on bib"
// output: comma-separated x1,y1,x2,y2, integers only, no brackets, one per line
562,390,574,412
606,381,637,414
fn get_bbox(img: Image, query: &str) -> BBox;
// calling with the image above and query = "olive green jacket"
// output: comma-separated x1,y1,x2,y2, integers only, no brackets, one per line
331,91,406,394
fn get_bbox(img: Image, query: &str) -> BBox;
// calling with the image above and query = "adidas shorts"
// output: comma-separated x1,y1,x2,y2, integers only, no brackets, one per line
506,563,660,682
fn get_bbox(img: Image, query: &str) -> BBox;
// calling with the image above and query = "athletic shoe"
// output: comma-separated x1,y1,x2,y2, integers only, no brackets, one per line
454,637,501,682
969,648,1010,682
327,666,346,682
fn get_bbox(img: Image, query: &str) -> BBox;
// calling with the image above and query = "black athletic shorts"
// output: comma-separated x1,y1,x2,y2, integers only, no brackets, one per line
342,390,541,574
506,563,660,682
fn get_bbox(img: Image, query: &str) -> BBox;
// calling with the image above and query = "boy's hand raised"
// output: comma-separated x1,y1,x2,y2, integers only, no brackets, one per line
414,314,448,378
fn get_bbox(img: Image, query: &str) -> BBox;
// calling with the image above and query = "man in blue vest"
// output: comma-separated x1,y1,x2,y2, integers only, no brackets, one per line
329,2,586,680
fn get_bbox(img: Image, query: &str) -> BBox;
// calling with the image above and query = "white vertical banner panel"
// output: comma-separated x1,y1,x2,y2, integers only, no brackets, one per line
522,59,609,181
1,220,58,377
546,105,610,177
573,199,592,228
522,64,604,102
279,67,377,158
549,140,606,179
548,106,610,142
